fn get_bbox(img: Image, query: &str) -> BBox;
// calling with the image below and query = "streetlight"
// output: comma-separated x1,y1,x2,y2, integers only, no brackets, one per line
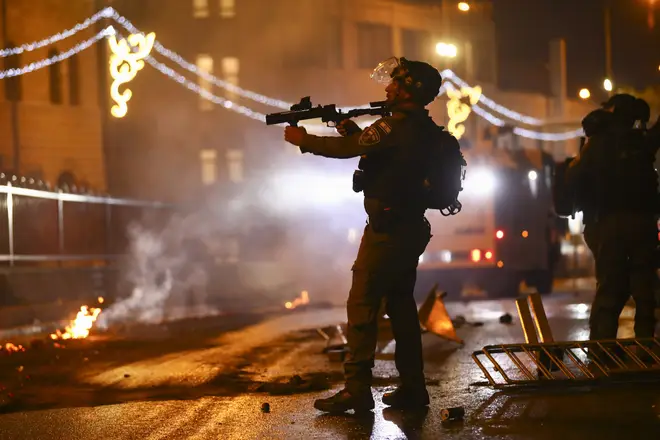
603,78,613,92
436,42,458,58
458,2,470,12
579,88,591,100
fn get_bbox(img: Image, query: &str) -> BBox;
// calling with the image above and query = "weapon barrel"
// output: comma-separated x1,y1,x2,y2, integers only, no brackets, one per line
265,112,293,126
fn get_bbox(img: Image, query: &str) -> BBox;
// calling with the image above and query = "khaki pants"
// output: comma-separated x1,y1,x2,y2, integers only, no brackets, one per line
584,211,658,340
344,218,431,393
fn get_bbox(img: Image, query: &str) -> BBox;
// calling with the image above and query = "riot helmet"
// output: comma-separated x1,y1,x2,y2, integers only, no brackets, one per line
602,93,650,128
371,57,443,106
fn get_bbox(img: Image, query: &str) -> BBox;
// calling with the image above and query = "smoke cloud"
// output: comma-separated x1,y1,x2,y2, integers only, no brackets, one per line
98,157,363,329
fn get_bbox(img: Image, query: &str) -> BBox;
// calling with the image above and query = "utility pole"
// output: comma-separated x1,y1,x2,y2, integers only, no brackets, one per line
1,0,20,173
604,0,613,96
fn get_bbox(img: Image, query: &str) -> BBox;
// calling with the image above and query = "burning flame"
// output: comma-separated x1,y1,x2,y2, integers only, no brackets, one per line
50,305,102,340
285,290,310,310
2,343,25,353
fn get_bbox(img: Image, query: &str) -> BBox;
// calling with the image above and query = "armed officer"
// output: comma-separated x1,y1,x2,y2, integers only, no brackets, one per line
567,94,658,343
284,57,446,413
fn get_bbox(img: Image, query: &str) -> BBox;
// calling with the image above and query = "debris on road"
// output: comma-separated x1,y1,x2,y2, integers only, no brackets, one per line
261,402,270,413
440,406,465,422
254,373,332,396
499,313,513,324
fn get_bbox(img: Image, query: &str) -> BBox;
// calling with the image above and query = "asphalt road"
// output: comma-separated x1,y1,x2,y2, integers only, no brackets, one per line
1,291,659,440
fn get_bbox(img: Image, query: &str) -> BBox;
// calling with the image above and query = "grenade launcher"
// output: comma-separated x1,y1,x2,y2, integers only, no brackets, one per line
265,96,391,127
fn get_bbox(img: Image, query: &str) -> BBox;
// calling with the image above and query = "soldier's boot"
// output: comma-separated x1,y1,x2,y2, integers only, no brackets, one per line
382,386,430,409
313,388,374,413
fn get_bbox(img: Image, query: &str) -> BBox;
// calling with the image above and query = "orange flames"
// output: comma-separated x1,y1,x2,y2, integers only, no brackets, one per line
50,305,102,340
2,343,25,353
285,290,310,310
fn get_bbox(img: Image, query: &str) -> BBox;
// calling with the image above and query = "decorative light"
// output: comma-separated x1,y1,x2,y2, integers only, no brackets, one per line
0,6,572,133
603,78,613,92
446,84,482,139
0,26,114,79
108,32,156,118
0,7,114,57
442,70,545,125
0,7,584,141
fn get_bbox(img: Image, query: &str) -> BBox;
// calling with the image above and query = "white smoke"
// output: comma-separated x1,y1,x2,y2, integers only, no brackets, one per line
97,216,219,329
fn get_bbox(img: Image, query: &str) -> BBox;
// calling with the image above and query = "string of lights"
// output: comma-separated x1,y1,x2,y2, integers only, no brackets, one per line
443,82,583,141
0,6,571,131
0,8,581,140
0,8,114,58
442,70,546,126
108,9,560,124
0,26,115,79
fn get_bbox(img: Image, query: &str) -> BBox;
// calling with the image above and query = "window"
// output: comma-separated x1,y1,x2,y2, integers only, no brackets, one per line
222,57,239,101
401,29,431,61
193,0,209,18
219,0,235,18
48,48,63,104
357,23,392,69
3,42,21,101
200,149,217,185
68,54,80,105
226,149,244,182
196,54,214,111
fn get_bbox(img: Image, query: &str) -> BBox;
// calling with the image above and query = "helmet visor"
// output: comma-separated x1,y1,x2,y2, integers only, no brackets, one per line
370,57,400,84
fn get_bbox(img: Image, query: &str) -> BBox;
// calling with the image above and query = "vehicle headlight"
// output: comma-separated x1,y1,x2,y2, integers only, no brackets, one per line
465,168,496,195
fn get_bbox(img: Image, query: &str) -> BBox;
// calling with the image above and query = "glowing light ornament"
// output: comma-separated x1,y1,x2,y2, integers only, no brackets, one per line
446,85,482,139
0,26,114,79
0,7,114,57
108,32,156,118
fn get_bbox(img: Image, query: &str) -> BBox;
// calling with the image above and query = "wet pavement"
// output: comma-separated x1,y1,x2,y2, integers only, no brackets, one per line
1,291,659,439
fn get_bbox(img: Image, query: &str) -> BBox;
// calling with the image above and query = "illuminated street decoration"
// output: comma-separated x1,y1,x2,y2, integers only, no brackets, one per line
108,32,155,118
0,6,585,140
446,85,482,140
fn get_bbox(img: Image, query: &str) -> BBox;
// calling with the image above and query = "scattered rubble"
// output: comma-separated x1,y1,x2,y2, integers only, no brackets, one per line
255,373,332,396
499,313,513,324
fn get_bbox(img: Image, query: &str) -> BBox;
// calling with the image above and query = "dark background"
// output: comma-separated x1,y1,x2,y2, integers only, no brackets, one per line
413,0,659,94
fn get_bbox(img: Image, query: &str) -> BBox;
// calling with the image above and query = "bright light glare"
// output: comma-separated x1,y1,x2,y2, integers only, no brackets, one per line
528,170,538,181
441,250,452,263
458,2,470,11
603,78,613,92
464,168,496,195
579,88,591,100
264,170,360,213
435,42,457,58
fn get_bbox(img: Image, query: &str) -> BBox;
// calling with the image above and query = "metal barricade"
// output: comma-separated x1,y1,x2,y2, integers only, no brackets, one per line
472,293,660,388
0,183,174,265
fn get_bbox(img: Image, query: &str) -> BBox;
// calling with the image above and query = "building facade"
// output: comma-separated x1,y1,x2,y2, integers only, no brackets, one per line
0,0,107,190
104,0,504,202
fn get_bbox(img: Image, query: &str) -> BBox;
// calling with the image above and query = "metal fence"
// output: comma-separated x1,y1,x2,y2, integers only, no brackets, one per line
0,183,175,265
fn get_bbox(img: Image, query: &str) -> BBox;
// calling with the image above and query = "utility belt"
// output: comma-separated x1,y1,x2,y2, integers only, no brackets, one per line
366,202,428,234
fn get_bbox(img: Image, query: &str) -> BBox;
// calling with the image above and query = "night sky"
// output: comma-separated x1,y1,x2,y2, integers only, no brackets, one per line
410,0,659,96
493,0,659,97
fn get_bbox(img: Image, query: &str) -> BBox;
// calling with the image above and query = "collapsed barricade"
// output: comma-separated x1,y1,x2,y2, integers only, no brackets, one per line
472,293,660,388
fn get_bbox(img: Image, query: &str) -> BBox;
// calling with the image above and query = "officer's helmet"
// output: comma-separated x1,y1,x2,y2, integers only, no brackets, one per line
602,94,650,128
371,57,442,106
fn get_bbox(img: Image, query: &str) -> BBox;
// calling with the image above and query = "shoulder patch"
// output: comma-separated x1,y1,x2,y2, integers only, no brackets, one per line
358,126,381,146
377,120,392,134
